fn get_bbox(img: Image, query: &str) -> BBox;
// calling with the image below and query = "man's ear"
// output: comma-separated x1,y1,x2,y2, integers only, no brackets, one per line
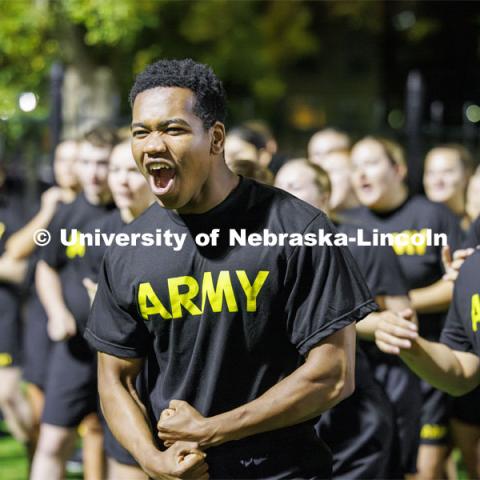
210,122,226,155
395,162,408,182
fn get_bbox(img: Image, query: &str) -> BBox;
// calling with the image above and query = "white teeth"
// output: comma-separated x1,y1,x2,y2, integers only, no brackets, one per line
149,164,172,171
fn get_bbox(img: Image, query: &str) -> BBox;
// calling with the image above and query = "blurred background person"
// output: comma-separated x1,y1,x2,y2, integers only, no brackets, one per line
0,162,32,453
81,138,154,480
31,126,116,480
350,136,464,480
227,158,274,185
466,165,480,225
308,128,351,167
318,149,360,217
224,125,272,170
4,139,80,461
275,159,407,479
423,144,473,230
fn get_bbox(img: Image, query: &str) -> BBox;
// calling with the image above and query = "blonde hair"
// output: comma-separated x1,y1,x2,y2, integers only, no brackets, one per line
359,136,406,167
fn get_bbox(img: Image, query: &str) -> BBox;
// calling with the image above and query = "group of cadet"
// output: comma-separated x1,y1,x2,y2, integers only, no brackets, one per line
1,59,480,480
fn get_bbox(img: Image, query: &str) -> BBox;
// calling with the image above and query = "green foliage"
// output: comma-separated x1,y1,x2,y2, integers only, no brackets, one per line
0,0,318,141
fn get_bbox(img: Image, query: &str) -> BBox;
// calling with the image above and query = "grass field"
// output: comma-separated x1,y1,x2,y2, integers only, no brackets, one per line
0,421,83,480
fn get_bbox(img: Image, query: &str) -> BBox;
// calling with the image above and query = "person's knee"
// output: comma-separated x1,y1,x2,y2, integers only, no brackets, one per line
36,425,76,458
0,368,21,405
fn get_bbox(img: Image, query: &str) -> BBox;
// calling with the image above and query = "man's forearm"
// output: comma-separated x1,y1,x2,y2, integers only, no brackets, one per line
204,326,355,447
356,312,381,341
0,255,27,284
401,337,478,396
410,279,453,314
98,356,160,467
35,260,67,316
6,207,56,260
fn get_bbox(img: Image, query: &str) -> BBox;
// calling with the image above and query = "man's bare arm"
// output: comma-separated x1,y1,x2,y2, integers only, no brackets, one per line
98,352,208,480
375,313,480,396
0,254,27,284
356,294,414,341
158,323,356,448
409,279,453,314
5,187,64,260
35,260,76,340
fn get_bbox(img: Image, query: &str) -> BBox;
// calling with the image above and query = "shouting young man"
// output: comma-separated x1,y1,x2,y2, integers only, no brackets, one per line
85,59,376,479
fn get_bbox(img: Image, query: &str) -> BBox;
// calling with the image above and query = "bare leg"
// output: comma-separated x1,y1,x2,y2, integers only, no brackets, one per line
450,418,480,480
80,413,106,480
0,367,33,443
25,383,44,457
30,423,77,480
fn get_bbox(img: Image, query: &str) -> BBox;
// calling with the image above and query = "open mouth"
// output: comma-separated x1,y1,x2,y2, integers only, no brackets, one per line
360,182,373,193
146,162,176,194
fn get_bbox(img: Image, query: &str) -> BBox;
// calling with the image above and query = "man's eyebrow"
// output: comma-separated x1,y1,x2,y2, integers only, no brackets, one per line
131,119,191,130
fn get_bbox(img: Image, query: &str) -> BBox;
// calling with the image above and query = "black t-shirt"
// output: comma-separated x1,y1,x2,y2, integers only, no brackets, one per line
82,209,126,283
338,223,409,298
346,195,464,339
85,177,376,454
0,193,25,325
41,193,115,326
463,216,480,249
440,250,480,355
339,222,410,368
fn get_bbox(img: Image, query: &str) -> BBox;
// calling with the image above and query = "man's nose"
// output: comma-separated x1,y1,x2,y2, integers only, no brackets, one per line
144,133,167,156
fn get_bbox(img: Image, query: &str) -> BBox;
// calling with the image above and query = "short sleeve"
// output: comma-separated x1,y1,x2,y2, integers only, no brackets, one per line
283,215,377,356
440,271,473,353
84,250,150,358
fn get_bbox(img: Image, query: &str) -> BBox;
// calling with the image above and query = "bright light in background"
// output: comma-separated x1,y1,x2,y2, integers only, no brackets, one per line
19,92,38,112
465,104,480,123
394,11,416,31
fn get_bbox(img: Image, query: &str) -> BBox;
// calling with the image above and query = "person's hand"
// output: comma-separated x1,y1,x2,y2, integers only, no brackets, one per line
442,246,475,282
41,187,64,211
47,306,77,341
142,441,208,480
375,309,418,355
83,278,98,306
158,400,215,448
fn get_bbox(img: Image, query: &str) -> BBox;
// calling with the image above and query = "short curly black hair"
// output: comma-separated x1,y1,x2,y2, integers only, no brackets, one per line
129,58,226,129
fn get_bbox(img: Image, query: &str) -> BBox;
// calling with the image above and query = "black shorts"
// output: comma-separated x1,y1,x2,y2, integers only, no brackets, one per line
42,334,97,428
373,361,422,475
452,385,480,426
419,380,452,446
317,383,395,479
22,295,52,388
0,295,21,368
206,430,332,479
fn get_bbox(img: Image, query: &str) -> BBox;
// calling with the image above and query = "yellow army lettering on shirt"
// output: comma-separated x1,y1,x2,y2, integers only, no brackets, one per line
138,270,270,320
391,229,428,256
0,222,5,240
471,293,480,332
66,230,85,259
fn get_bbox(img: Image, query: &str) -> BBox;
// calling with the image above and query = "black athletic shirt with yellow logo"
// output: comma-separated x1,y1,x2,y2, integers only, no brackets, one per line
85,177,376,464
347,196,464,339
441,250,480,355
41,192,115,327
